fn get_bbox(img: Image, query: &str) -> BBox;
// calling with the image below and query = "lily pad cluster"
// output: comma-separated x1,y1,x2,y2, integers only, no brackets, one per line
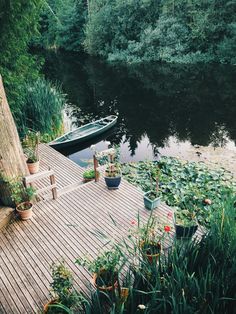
121,157,236,226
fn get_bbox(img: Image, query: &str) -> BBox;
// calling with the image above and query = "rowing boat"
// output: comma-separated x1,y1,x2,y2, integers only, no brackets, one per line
49,115,118,149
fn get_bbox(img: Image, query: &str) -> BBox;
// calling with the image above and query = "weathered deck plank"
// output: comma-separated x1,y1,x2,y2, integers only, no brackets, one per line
0,144,178,313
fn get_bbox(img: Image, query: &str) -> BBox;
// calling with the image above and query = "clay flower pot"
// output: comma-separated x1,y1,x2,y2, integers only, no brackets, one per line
140,241,161,264
27,160,40,174
43,299,59,313
16,202,33,220
92,269,118,291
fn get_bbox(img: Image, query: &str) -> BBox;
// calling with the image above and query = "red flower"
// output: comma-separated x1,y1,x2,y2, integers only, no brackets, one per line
131,220,136,225
164,225,171,232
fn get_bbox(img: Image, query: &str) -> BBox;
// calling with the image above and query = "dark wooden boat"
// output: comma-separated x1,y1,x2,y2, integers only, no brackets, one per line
49,115,118,149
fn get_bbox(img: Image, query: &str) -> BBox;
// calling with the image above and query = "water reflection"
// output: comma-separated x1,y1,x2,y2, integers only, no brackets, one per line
43,51,236,163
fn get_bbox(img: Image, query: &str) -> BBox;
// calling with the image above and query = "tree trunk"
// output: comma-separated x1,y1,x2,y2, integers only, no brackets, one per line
0,75,29,206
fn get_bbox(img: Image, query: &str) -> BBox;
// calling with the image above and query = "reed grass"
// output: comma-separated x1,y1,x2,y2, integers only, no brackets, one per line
18,78,66,140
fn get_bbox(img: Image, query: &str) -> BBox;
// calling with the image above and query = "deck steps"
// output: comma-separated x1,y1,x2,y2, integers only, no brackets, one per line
0,206,15,231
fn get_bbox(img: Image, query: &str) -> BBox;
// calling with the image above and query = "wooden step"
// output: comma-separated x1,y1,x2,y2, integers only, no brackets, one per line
0,206,15,230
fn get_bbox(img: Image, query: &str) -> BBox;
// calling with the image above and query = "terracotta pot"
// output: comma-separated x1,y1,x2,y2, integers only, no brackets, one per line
16,202,33,220
43,299,59,313
140,241,161,263
27,160,40,174
92,269,118,291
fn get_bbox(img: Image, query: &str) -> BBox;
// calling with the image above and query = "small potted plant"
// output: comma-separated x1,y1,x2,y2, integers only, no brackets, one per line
104,151,121,190
10,179,36,220
143,165,161,210
22,130,40,174
83,169,99,183
44,261,82,313
133,216,171,264
174,208,198,238
76,247,122,291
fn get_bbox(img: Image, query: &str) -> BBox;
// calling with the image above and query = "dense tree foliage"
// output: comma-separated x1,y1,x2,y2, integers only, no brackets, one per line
83,0,236,64
0,0,43,115
35,0,236,64
34,0,87,51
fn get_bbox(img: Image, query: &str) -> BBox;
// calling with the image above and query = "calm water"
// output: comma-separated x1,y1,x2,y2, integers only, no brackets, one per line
43,51,236,167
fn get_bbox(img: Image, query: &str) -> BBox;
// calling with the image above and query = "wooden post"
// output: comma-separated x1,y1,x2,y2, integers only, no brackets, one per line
93,155,99,182
50,173,57,200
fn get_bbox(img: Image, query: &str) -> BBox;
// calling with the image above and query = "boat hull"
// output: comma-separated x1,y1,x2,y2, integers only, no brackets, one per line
49,115,117,149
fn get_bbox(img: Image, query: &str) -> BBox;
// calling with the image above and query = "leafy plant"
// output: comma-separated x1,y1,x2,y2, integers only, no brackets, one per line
76,247,122,275
9,178,36,208
83,169,97,180
49,261,82,313
175,209,197,227
22,130,40,163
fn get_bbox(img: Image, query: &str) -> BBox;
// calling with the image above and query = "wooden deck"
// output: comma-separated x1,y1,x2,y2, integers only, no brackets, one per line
0,145,176,314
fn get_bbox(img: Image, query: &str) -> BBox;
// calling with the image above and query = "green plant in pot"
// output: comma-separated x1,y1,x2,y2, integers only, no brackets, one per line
44,261,83,314
76,247,122,291
22,130,40,174
83,169,99,183
104,151,122,189
10,178,36,220
143,165,161,210
132,215,171,264
174,207,198,239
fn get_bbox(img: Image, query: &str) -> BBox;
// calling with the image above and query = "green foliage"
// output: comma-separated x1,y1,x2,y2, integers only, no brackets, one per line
34,0,87,51
8,178,36,206
121,157,236,227
22,130,40,163
83,0,236,64
83,169,96,179
175,209,197,227
76,247,123,275
0,0,43,111
68,194,236,313
18,78,66,138
49,261,83,313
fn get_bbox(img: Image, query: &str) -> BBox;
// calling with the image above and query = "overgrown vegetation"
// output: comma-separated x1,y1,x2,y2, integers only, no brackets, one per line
35,0,236,64
18,78,66,139
0,0,43,112
122,158,236,226
46,193,236,313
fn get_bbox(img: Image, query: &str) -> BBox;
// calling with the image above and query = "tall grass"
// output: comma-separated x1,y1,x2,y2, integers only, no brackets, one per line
18,78,66,140
84,193,236,314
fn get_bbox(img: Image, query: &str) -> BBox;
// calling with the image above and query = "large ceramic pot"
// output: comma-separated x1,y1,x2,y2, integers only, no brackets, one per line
27,160,40,174
175,223,198,239
92,269,118,291
104,175,121,190
143,191,161,210
16,202,33,220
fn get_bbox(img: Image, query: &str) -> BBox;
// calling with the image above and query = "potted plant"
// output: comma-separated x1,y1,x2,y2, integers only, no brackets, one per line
76,248,122,291
104,151,121,190
174,209,198,238
44,261,82,314
83,169,99,183
22,130,40,174
133,216,171,264
143,165,161,210
10,179,36,220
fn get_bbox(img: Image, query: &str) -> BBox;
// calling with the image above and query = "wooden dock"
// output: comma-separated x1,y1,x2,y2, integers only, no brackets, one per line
0,145,176,314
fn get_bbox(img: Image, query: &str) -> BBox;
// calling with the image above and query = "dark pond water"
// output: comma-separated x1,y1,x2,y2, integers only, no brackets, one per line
43,51,236,167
